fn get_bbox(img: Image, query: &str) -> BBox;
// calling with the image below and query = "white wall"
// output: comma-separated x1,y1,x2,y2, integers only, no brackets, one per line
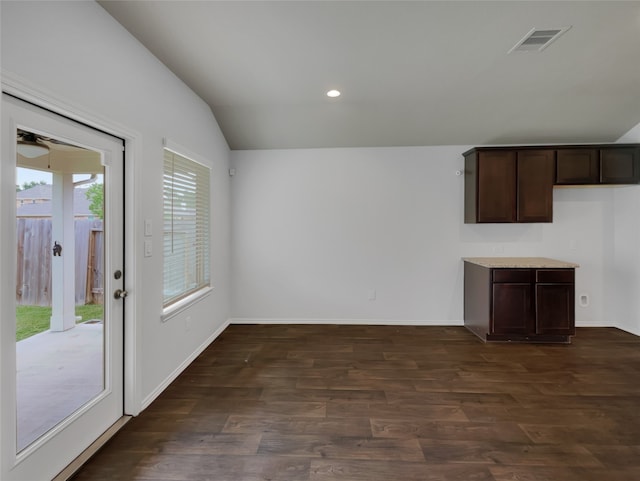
612,123,640,335
231,146,614,327
2,1,231,408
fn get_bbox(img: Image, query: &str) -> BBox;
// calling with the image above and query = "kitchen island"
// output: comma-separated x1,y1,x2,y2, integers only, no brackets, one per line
463,257,579,343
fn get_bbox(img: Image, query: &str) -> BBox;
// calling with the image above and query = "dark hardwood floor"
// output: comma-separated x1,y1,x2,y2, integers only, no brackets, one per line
72,325,640,481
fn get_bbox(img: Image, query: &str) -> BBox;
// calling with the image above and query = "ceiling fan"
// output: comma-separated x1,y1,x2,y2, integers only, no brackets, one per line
17,129,74,158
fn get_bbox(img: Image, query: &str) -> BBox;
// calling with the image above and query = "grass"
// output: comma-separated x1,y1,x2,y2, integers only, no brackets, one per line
16,304,104,342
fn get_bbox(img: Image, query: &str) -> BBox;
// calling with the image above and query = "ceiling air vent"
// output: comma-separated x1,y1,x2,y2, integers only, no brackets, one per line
508,27,571,53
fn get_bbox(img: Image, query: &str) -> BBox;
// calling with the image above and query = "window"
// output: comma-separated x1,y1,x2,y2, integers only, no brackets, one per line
163,148,210,308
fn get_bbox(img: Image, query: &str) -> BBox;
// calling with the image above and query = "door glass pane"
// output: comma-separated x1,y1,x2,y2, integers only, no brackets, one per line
15,129,105,452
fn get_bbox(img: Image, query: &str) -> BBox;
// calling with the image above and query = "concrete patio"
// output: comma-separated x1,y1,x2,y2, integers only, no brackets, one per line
16,323,103,451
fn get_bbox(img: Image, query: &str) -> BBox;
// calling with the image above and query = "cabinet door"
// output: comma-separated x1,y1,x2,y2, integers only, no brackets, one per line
556,149,599,184
517,150,554,222
492,283,532,335
477,150,516,223
535,283,575,336
600,147,640,184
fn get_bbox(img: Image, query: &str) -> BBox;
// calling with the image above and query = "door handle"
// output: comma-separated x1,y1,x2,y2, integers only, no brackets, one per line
113,289,128,300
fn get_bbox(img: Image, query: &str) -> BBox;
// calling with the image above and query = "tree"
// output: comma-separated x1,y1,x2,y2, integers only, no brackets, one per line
85,182,104,220
17,180,47,191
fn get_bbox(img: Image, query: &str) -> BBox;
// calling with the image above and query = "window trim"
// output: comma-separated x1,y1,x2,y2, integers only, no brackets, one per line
161,285,213,323
161,138,211,315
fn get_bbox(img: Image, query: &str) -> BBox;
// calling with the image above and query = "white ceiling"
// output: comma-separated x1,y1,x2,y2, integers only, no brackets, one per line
98,1,640,151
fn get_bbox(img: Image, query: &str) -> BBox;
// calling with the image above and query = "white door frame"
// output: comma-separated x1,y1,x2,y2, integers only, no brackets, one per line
1,74,141,475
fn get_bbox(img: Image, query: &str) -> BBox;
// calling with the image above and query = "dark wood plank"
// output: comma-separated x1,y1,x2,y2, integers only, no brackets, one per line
258,433,425,462
491,465,640,481
311,459,495,481
370,419,531,443
419,439,603,467
223,415,373,437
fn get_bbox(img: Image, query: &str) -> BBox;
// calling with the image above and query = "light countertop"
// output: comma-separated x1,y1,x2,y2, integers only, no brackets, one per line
463,257,579,269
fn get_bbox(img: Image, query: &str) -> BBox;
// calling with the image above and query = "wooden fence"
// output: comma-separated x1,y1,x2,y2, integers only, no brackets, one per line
16,219,103,306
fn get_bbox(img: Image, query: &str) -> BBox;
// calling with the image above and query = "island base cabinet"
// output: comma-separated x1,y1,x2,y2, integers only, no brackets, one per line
492,283,531,335
536,283,575,336
464,262,575,343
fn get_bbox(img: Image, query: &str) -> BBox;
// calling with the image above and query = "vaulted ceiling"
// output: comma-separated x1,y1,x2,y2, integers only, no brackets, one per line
98,1,640,150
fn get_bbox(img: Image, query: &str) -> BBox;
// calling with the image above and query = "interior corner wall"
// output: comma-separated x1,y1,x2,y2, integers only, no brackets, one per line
1,1,231,407
230,146,615,327
612,122,640,335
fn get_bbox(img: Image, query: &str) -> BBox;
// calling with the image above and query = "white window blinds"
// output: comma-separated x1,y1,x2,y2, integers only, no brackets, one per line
163,148,210,307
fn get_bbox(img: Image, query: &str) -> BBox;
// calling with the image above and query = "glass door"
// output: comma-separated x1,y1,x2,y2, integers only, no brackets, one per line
1,94,125,481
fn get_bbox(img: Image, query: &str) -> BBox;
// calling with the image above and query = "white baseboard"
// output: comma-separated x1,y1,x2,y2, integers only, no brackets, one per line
616,325,640,336
140,319,230,411
228,318,464,326
575,321,617,327
229,318,639,336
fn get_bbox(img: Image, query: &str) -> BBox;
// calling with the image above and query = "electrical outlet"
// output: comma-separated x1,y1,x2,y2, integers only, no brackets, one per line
368,289,377,301
579,293,590,308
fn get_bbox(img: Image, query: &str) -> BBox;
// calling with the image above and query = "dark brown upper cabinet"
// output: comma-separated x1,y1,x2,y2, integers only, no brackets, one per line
600,147,640,184
556,149,599,184
517,150,555,222
556,145,640,185
464,148,554,223
473,150,517,223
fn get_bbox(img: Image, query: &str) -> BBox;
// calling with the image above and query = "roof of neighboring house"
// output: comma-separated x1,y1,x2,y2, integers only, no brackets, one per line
16,184,97,218
16,184,52,201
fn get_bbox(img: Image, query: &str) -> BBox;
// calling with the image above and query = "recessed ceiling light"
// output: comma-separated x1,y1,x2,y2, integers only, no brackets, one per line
326,89,341,98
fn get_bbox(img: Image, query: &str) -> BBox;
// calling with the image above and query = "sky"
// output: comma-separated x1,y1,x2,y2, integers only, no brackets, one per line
17,167,52,186
16,168,102,188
